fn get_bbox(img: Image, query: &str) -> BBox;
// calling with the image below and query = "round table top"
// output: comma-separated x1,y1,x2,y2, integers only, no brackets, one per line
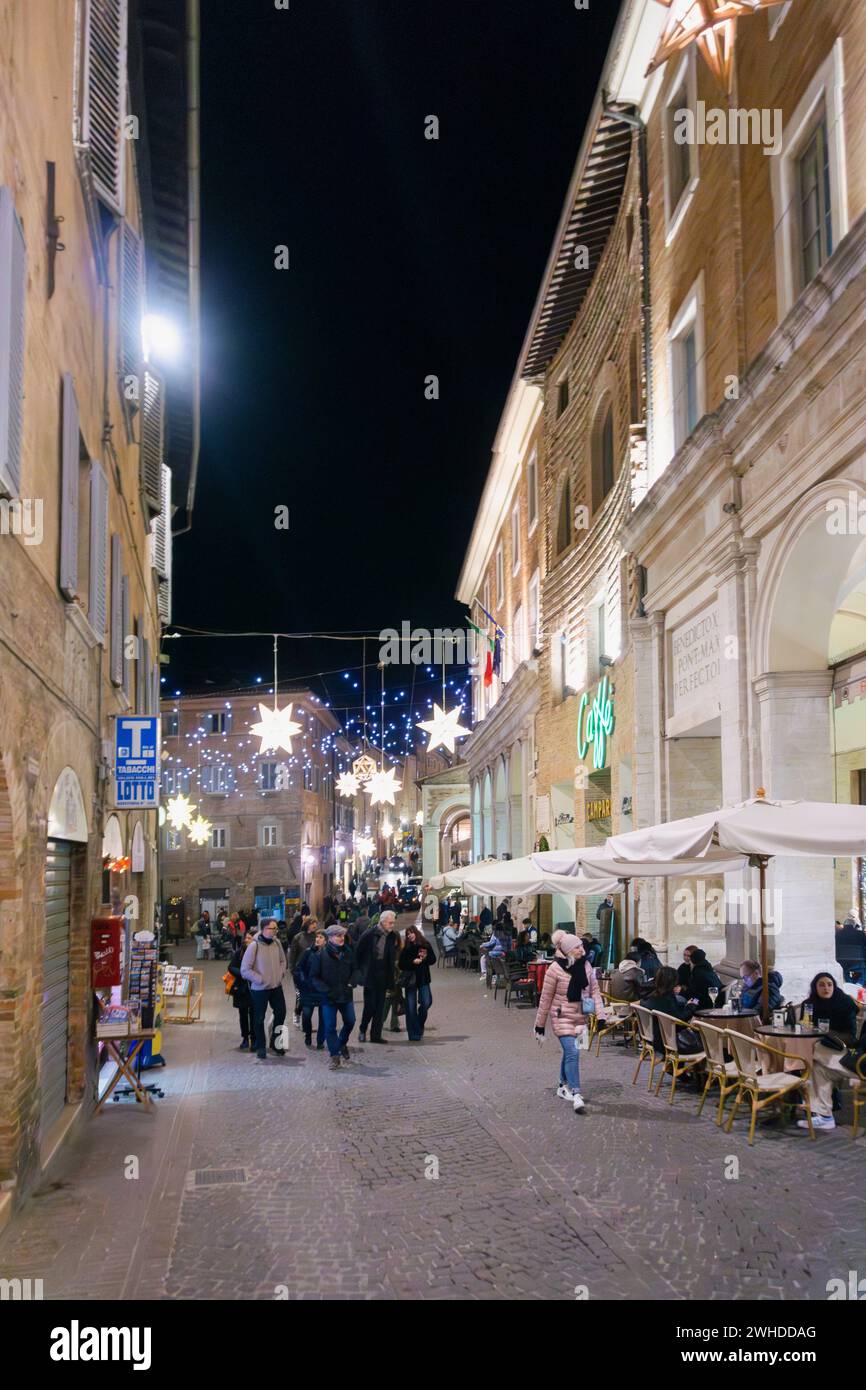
755,1024,823,1038
695,1007,760,1019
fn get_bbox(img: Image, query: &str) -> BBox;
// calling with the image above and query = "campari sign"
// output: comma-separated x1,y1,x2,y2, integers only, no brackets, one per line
576,675,615,771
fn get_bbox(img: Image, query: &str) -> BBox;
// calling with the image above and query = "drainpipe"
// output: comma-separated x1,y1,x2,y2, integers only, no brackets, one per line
602,104,653,462
172,0,201,538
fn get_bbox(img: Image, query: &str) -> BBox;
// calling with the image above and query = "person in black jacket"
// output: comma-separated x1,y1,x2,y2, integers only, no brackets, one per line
399,924,437,1041
356,910,399,1043
682,947,725,1010
309,925,356,1069
228,931,256,1049
835,919,866,983
293,927,328,1049
644,965,701,1054
676,945,697,991
629,938,662,981
801,972,858,1039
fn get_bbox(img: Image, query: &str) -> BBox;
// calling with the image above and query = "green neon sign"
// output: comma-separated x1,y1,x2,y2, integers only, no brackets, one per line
577,675,615,770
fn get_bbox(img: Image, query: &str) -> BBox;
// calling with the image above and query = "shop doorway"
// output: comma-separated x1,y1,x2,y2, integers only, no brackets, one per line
200,894,229,923
41,840,72,1143
254,887,285,921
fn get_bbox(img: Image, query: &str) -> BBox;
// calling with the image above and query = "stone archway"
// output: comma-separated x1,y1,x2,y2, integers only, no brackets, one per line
751,477,866,997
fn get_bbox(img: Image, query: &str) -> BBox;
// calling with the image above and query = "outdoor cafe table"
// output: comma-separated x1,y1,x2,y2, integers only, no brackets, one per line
755,1023,824,1072
693,1007,760,1038
527,959,552,994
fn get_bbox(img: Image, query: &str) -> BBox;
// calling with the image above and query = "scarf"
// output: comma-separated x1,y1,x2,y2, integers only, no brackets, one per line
562,954,589,1003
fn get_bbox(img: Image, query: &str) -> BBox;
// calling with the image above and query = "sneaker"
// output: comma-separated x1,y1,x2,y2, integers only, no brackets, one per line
572,1092,586,1114
388,1025,401,1033
556,1084,573,1102
293,1015,301,1028
328,1056,341,1071
238,1039,249,1051
798,1115,834,1130
316,1042,325,1051
256,1049,267,1060
359,1032,366,1043
304,1036,312,1048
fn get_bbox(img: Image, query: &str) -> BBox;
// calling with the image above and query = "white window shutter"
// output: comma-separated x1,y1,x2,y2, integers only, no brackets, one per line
140,369,163,517
136,628,146,713
83,0,128,215
149,462,171,578
118,221,142,426
121,575,131,696
151,662,160,717
0,187,26,499
88,460,109,641
60,373,80,600
110,533,123,684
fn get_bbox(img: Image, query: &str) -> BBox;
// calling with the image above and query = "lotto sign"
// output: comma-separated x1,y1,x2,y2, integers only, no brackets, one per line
114,716,159,807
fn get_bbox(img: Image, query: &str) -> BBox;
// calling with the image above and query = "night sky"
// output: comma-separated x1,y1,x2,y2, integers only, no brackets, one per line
166,0,618,749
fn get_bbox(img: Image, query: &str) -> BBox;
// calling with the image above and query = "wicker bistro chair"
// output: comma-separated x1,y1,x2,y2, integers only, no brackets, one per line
853,1054,866,1139
593,994,636,1057
631,1005,663,1092
724,1030,815,1145
693,1019,740,1125
654,1012,706,1106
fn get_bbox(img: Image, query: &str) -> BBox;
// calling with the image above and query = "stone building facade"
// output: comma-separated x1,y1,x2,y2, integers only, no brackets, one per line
160,690,341,923
609,0,866,993
0,0,199,1223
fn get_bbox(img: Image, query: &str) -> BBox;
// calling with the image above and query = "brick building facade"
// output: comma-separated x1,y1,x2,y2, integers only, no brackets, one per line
0,0,199,1224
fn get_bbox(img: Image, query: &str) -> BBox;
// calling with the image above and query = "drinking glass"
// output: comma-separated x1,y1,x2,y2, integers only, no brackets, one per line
708,987,719,1008
818,1018,830,1034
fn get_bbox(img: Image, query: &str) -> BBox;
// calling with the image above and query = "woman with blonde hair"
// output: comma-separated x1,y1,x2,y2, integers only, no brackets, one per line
534,931,605,1113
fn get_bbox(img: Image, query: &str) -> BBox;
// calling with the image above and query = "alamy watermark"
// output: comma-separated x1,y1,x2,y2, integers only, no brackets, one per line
674,101,782,157
0,497,43,546
379,622,482,668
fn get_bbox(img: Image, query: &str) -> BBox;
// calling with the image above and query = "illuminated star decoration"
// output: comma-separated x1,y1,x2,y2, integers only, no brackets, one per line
166,794,195,830
415,810,423,825
365,766,401,807
381,817,394,838
336,770,361,799
416,703,471,754
646,0,786,94
249,702,302,755
352,753,378,784
356,835,375,857
188,815,213,847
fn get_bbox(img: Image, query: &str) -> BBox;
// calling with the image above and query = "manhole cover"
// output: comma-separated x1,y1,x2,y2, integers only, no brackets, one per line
187,1168,248,1189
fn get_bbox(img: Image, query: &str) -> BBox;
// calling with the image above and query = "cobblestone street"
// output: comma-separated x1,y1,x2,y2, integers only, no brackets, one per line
1,933,864,1301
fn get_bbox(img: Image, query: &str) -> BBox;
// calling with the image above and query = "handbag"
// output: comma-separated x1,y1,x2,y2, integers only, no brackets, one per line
398,970,414,989
222,970,236,996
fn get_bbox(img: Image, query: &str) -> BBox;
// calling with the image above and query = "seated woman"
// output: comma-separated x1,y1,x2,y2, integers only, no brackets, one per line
676,945,696,991
800,1013,866,1133
630,937,662,981
800,972,858,1040
643,965,702,1054
684,948,725,1010
515,929,535,967
608,956,646,1002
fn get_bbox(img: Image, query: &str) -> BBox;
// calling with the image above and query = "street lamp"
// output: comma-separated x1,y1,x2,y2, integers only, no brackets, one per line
142,312,182,364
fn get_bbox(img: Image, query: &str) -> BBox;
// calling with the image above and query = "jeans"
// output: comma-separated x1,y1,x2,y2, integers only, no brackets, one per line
405,984,432,1040
558,1034,581,1092
251,986,287,1053
301,1002,326,1046
322,1000,356,1056
361,975,388,1041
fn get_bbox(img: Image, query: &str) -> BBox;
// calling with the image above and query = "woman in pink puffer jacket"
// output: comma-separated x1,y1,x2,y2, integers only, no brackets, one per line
534,931,605,1113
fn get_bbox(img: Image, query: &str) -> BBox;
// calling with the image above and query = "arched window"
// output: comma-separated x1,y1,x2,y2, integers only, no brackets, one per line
556,477,572,556
591,399,616,511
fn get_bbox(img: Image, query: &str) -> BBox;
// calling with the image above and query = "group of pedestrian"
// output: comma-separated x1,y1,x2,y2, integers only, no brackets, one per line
224,909,437,1066
835,910,866,983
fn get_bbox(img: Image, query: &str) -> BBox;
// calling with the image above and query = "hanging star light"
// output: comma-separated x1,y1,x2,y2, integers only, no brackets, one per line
415,810,423,825
352,752,378,784
646,0,786,94
336,769,361,798
166,794,195,830
416,702,471,754
249,701,302,755
381,816,394,837
188,815,213,847
365,765,401,807
356,835,375,857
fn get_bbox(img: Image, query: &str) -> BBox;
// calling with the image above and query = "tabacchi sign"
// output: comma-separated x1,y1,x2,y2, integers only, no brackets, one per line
576,676,614,770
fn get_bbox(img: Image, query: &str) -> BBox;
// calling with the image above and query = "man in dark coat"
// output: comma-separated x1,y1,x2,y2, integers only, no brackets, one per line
835,918,866,983
682,947,725,1010
310,924,356,1069
355,909,399,1043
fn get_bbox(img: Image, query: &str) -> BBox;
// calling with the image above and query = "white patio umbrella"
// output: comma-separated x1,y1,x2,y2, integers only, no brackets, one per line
602,793,866,1017
429,855,618,898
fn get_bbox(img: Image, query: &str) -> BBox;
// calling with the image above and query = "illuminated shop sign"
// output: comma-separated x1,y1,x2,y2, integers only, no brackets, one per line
577,675,615,770
586,797,612,822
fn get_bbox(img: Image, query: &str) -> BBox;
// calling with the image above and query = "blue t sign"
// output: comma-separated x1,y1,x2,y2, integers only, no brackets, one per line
115,716,159,807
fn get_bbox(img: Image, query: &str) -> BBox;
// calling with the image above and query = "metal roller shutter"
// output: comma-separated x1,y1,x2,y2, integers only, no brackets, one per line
41,840,72,1139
